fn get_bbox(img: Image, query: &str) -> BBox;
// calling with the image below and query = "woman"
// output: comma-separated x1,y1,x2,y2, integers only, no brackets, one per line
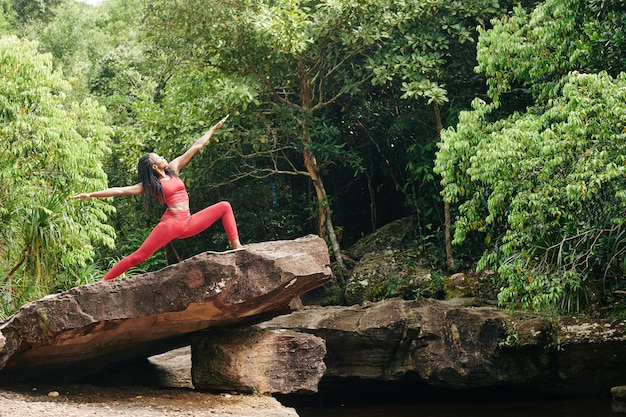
72,115,241,281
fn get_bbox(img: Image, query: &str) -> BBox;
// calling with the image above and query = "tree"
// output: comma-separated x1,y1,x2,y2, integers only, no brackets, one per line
10,0,62,25
24,0,144,101
140,0,503,268
0,35,114,316
31,0,107,81
434,0,626,312
364,0,503,270
0,0,12,35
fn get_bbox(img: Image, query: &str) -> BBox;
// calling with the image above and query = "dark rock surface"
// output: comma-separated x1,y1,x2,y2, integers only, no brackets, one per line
256,298,626,395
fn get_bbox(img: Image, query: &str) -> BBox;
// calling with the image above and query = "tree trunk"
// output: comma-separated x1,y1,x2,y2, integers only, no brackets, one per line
302,147,344,269
298,60,344,269
366,167,377,232
434,101,455,271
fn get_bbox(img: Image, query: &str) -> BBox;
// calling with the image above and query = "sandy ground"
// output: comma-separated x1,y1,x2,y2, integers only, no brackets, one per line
0,348,299,417
0,384,299,417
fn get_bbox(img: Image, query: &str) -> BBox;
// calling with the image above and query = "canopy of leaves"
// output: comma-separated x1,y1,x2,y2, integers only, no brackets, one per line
476,0,626,103
10,0,62,24
142,0,502,108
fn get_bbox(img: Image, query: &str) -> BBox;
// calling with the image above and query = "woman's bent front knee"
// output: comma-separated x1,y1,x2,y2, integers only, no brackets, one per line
216,201,232,214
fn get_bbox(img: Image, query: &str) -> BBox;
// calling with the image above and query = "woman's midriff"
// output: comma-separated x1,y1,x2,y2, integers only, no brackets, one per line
166,201,189,211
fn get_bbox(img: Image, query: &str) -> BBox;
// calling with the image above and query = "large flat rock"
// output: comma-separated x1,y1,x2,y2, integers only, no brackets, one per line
0,235,332,382
257,298,626,395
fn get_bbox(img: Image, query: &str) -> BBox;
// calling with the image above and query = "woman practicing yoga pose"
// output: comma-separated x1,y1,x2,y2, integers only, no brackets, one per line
72,115,241,281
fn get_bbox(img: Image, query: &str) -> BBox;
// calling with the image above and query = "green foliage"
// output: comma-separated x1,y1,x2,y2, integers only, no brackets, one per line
0,0,12,35
476,0,626,103
10,0,62,24
368,0,502,104
435,0,626,313
497,322,519,348
580,0,626,76
361,0,503,241
33,1,106,73
22,0,144,100
385,268,446,300
0,35,114,316
437,71,626,312
476,0,583,103
90,42,152,124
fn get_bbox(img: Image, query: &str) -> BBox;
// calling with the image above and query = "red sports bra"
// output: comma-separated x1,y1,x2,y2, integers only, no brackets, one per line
157,175,189,206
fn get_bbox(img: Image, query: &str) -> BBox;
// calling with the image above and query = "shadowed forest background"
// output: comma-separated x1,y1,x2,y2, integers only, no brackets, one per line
0,0,625,320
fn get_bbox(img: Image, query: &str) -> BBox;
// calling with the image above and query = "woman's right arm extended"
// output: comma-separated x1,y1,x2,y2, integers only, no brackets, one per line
71,183,143,199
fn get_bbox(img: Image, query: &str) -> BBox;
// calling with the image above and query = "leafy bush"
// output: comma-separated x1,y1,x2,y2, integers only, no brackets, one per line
0,36,114,317
434,0,626,313
436,72,626,312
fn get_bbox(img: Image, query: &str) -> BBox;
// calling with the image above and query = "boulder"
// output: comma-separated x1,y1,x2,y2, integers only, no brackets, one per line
344,248,437,305
342,217,449,305
148,347,194,389
191,329,326,394
256,298,626,395
0,235,332,382
444,272,478,299
612,385,626,401
344,216,418,260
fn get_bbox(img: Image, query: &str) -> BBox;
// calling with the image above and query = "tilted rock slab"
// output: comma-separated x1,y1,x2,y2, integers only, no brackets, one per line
256,298,626,395
192,329,326,394
0,235,332,382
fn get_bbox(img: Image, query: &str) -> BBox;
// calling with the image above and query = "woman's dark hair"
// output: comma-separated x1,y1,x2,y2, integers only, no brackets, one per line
137,154,177,210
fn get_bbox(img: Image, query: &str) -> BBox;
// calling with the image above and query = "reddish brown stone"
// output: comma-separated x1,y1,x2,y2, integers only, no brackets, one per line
0,235,331,382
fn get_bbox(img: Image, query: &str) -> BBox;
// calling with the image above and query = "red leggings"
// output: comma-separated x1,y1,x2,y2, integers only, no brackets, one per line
103,201,239,281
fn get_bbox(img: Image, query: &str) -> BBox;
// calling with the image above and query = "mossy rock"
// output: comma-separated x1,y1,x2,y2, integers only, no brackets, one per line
443,273,478,299
345,217,418,260
344,248,439,305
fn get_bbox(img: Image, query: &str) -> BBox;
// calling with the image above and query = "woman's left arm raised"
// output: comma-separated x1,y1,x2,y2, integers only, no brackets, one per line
168,115,229,173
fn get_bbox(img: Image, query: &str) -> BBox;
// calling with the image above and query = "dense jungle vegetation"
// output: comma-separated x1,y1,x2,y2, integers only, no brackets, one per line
0,0,624,320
